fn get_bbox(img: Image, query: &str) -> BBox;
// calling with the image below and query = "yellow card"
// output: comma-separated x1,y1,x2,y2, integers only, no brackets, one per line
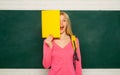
42,10,60,38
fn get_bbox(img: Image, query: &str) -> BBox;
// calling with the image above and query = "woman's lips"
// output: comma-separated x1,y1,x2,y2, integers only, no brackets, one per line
60,27,64,30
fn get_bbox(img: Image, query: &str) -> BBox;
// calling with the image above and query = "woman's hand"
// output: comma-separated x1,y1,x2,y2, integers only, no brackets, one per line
45,35,53,48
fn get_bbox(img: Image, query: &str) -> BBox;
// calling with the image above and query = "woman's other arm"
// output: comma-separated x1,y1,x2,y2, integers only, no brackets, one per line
76,38,82,75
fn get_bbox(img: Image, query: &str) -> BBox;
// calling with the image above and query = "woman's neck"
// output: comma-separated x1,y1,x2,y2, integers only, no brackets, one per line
60,32,68,39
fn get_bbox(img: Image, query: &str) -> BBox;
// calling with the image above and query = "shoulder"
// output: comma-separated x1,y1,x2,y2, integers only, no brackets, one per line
71,35,80,43
75,37,80,45
76,37,79,42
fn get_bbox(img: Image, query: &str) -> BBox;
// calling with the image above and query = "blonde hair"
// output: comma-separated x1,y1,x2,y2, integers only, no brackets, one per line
60,11,73,36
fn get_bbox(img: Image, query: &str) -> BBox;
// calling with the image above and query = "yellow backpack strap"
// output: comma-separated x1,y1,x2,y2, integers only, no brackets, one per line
71,35,77,51
71,35,79,62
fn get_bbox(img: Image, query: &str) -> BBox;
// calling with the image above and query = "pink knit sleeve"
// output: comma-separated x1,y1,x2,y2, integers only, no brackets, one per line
42,40,53,69
76,38,82,75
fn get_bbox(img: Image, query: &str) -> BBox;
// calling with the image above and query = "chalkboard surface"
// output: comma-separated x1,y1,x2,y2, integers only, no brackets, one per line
0,11,120,68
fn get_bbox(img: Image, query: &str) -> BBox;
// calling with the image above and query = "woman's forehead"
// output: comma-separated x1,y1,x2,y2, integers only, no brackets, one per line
60,15,67,19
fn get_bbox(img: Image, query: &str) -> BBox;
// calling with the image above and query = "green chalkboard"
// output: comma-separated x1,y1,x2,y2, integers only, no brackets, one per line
65,11,120,68
0,11,120,68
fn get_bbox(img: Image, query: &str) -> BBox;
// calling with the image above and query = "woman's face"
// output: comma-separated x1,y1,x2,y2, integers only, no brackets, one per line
60,15,67,34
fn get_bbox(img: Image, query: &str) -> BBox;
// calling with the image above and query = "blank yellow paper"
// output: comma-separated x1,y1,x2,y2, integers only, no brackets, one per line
42,10,60,38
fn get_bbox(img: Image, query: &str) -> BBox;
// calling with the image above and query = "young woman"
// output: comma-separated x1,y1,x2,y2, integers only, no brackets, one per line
42,11,82,75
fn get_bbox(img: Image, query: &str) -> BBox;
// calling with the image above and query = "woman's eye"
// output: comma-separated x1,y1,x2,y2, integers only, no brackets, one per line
63,20,66,22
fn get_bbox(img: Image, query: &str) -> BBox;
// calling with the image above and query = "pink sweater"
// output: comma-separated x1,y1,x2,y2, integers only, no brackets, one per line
42,38,82,75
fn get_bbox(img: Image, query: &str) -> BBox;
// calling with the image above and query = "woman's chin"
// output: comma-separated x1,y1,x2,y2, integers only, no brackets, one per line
60,30,65,34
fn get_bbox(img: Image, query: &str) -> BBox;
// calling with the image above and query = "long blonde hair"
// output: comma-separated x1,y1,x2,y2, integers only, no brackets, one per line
60,11,73,36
